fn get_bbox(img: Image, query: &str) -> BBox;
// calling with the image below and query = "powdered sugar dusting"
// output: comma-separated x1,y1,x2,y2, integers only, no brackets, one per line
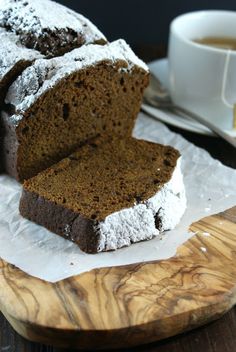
96,158,186,252
0,0,106,39
0,0,106,56
6,39,149,124
75,13,107,44
0,27,42,81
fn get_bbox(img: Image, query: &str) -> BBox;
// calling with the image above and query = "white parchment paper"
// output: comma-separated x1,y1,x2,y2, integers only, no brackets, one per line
1,112,236,283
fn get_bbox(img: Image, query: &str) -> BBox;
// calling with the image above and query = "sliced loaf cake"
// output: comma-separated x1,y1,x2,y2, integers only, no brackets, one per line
2,40,149,181
20,137,186,253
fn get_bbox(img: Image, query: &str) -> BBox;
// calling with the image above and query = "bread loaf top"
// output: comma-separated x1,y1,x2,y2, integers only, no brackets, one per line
0,0,107,57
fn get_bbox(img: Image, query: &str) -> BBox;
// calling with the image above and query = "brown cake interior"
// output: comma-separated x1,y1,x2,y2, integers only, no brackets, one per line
4,62,148,181
23,137,180,221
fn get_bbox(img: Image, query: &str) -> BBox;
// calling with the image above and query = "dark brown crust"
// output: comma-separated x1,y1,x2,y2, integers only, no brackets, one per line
19,30,106,58
0,60,37,175
0,60,32,180
0,111,19,179
0,59,33,107
0,60,35,175
19,188,164,254
19,189,100,254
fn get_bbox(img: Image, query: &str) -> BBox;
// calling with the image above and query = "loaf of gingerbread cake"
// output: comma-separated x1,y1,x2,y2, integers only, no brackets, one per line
20,137,186,253
1,0,186,254
2,39,149,181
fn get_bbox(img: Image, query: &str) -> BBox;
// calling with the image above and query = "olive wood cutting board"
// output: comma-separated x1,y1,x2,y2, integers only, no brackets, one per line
0,206,236,350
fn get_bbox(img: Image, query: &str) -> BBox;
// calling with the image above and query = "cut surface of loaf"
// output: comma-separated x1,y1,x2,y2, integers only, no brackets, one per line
2,40,149,181
0,0,107,57
20,137,186,254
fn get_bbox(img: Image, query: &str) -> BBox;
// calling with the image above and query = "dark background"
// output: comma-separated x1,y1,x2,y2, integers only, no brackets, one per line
58,0,236,46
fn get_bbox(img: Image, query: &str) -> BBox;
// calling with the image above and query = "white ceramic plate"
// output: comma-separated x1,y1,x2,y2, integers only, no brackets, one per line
142,58,236,137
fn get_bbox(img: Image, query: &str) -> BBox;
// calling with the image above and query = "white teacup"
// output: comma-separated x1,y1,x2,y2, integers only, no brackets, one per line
168,10,236,132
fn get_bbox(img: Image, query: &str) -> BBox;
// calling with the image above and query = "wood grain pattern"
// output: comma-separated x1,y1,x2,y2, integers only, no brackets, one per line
0,207,236,350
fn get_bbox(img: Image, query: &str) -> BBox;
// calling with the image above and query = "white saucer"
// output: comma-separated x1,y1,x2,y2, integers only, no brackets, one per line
142,58,236,137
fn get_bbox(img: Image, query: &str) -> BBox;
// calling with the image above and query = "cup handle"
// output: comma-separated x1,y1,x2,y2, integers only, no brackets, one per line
221,50,233,108
221,50,236,129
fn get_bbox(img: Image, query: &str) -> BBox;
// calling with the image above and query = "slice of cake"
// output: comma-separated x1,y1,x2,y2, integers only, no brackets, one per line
19,137,186,253
0,0,107,57
2,40,149,181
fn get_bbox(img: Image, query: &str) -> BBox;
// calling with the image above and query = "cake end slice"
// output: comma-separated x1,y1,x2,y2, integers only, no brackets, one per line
19,137,186,253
